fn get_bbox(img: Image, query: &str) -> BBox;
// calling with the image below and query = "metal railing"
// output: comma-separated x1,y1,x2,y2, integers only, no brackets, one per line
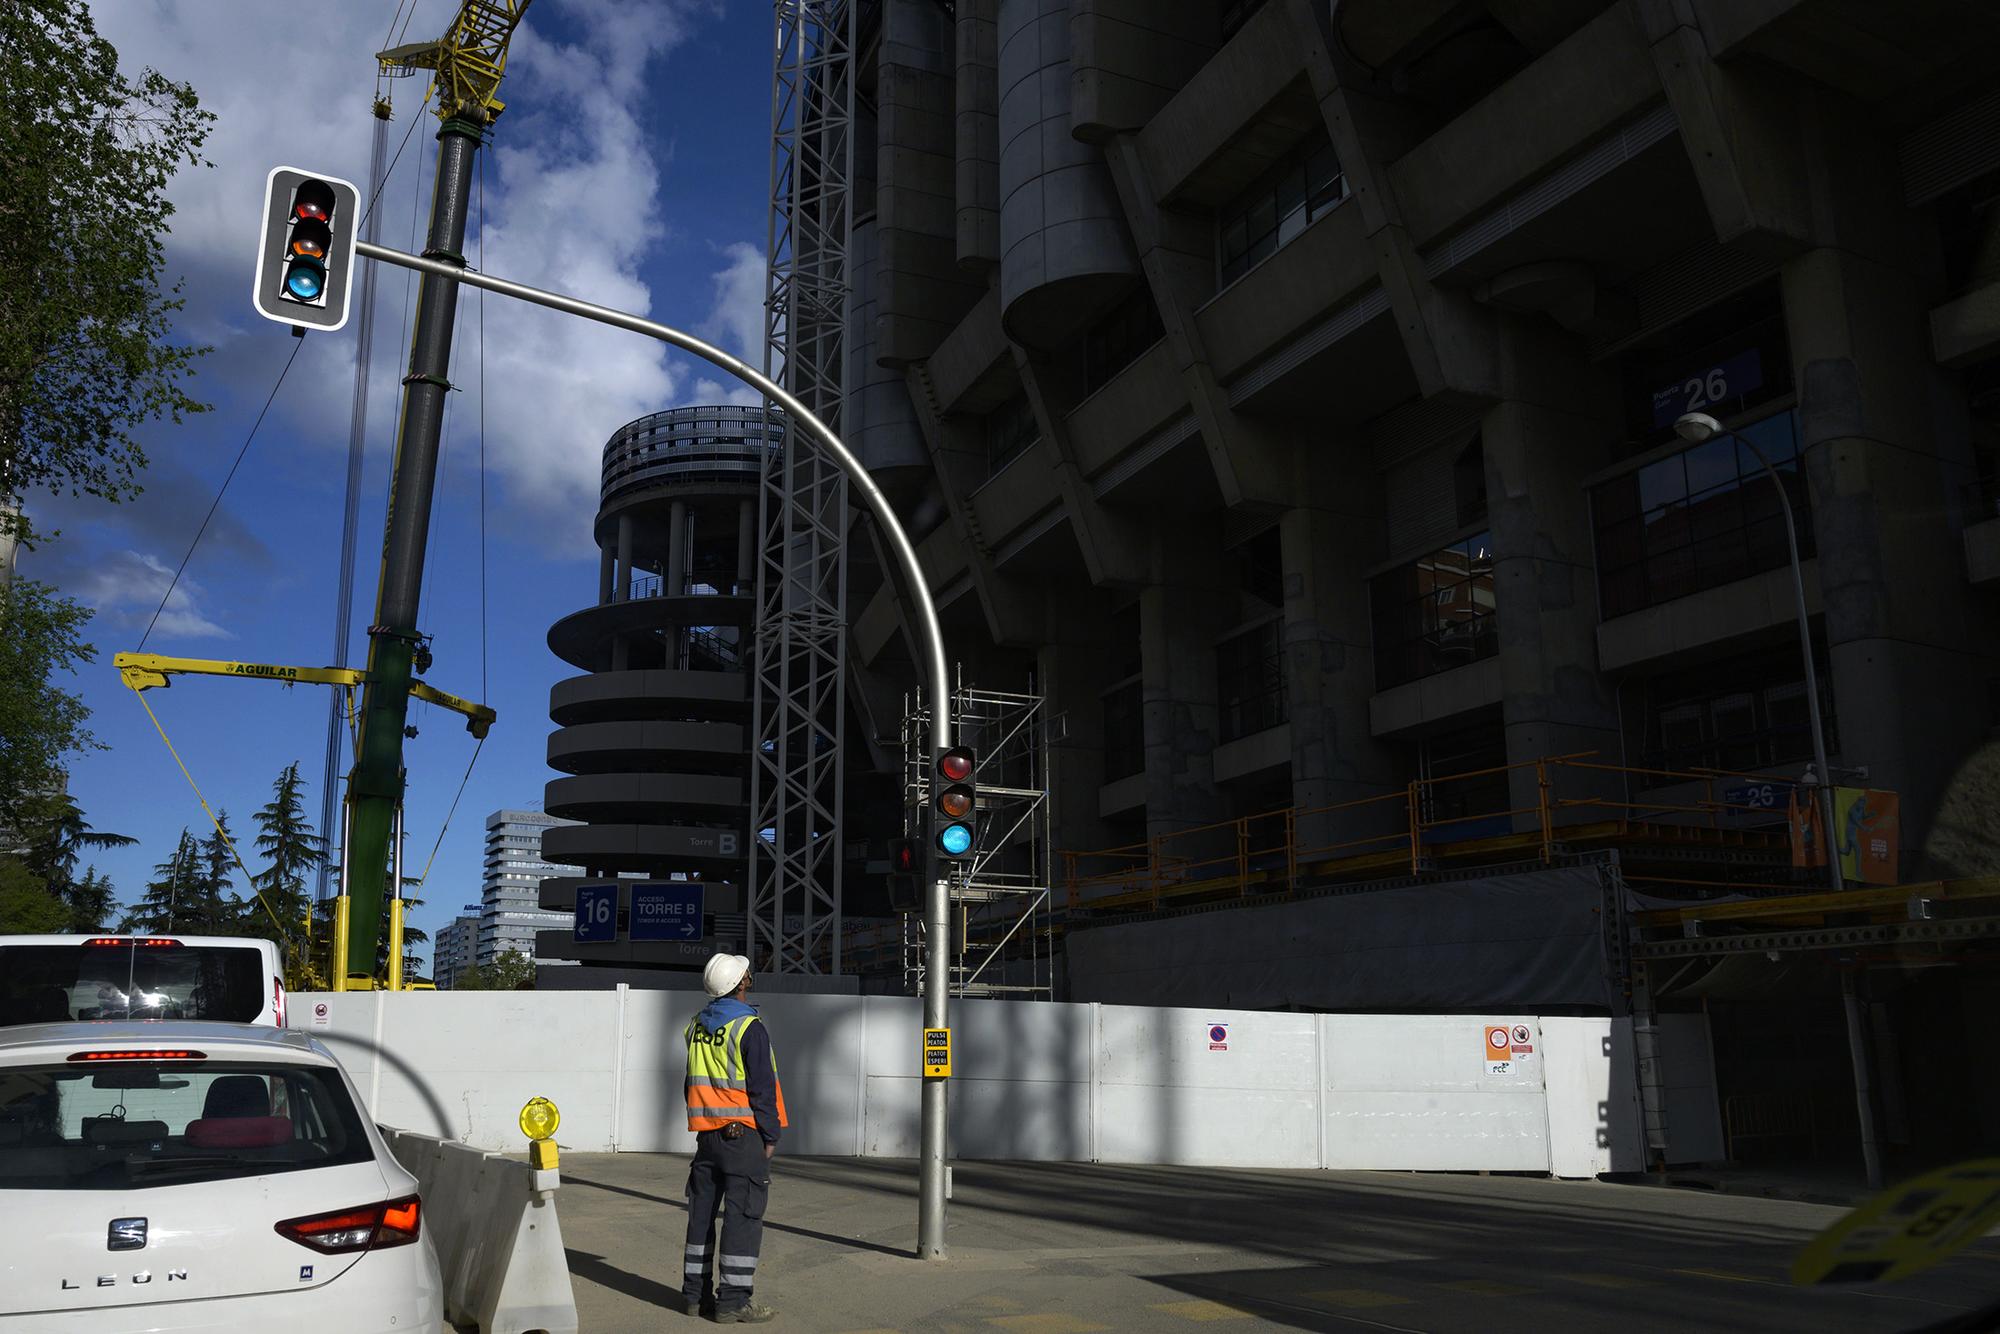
1059,753,1802,910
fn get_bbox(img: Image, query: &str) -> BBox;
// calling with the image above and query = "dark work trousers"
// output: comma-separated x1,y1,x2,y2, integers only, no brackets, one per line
682,1126,770,1311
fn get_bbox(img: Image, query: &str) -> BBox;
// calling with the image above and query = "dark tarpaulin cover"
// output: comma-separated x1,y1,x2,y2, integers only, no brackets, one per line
1064,865,1615,1012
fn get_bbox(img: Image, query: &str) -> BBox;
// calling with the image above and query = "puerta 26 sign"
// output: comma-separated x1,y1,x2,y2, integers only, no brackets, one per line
1650,347,1764,430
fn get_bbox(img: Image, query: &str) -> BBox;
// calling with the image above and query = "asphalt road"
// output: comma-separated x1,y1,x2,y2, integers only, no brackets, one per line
555,1153,2000,1332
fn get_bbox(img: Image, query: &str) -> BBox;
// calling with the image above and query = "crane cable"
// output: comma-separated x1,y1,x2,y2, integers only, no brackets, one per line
131,691,292,942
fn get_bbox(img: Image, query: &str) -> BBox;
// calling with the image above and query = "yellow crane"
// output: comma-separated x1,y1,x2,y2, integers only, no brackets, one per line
113,652,496,991
376,0,533,123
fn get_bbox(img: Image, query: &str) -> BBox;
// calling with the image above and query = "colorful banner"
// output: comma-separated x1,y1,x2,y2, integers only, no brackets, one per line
1788,787,1900,885
1836,788,1900,885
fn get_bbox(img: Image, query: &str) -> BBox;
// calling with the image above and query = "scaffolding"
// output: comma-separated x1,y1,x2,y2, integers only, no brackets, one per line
900,675,1056,1000
749,0,855,974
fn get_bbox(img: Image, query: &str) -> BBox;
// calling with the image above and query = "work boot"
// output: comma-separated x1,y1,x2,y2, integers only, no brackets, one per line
713,1301,777,1323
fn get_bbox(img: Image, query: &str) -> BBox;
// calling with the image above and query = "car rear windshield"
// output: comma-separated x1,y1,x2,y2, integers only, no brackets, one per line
0,944,263,1025
0,1061,372,1190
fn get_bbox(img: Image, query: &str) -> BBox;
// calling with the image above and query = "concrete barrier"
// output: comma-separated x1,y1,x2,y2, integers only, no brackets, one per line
383,1128,578,1334
302,991,1670,1176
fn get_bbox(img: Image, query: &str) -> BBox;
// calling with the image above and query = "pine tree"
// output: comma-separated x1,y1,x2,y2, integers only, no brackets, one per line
127,830,196,933
65,865,116,933
181,813,246,935
17,792,133,925
252,763,323,977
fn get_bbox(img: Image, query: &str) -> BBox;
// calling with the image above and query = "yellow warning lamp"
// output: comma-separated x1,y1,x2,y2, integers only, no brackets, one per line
519,1096,561,1170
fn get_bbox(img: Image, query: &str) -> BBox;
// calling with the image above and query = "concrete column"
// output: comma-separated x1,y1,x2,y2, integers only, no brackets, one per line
598,543,615,606
954,0,1000,269
610,634,629,672
736,499,755,595
666,500,688,595
1783,246,1986,855
1036,590,1122,885
1281,439,1401,852
614,513,633,603
1140,525,1236,845
1482,319,1621,822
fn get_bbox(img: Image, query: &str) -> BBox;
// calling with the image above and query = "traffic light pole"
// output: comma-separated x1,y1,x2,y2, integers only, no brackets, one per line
341,118,484,979
349,237,957,1256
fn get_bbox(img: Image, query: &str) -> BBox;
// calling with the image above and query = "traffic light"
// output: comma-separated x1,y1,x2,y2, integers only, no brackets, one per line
932,746,977,862
886,837,920,914
252,166,360,332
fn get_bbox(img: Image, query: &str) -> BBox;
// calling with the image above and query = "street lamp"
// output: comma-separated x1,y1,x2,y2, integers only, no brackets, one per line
1673,411,1843,891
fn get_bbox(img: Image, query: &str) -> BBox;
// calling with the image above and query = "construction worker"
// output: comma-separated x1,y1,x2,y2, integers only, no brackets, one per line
682,952,787,1324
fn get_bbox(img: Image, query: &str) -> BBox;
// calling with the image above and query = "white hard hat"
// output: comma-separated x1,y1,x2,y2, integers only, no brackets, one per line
703,953,750,997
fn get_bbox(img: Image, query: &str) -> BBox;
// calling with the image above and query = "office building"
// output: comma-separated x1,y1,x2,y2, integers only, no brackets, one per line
432,905,481,989
479,809,583,965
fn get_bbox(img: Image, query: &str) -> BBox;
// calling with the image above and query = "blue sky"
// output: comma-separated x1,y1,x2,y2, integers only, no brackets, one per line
25,1,773,951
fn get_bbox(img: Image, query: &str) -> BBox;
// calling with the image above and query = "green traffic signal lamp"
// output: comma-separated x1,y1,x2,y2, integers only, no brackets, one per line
284,217,332,302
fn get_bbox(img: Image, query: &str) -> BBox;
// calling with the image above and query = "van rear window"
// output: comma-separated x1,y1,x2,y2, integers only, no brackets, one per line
0,945,263,1025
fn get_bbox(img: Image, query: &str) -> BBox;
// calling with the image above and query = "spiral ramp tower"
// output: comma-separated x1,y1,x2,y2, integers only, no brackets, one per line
536,406,786,967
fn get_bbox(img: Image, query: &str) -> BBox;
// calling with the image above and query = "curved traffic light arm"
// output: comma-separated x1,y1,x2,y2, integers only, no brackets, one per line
113,652,496,737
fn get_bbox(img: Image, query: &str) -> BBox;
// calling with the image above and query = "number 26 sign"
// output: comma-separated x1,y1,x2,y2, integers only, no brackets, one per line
1651,347,1764,429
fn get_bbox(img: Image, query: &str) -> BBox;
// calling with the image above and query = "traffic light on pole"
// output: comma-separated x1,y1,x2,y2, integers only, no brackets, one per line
886,836,920,914
932,746,977,862
252,166,360,332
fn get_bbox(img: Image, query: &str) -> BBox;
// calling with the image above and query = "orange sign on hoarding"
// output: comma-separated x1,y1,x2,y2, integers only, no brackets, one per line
1789,787,1900,885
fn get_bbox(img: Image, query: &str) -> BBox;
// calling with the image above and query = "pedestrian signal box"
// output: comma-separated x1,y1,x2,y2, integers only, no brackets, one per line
922,1027,951,1078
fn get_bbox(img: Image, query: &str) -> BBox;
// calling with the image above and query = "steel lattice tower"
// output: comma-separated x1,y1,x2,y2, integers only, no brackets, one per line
749,0,854,974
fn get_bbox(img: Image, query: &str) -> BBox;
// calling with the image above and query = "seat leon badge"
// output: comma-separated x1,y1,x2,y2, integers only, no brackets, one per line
108,1218,147,1251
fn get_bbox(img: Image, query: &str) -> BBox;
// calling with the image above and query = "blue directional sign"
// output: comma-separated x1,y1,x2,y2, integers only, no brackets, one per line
630,882,704,942
573,884,619,943
1724,780,1795,811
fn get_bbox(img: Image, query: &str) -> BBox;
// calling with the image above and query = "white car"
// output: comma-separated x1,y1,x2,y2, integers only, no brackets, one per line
0,1022,442,1332
0,936,286,1028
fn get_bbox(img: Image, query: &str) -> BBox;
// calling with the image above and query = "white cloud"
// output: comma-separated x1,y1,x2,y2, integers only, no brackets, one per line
84,0,761,555
701,240,769,365
75,551,232,641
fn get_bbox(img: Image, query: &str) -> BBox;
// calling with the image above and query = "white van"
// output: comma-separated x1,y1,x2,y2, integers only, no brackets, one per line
0,936,286,1028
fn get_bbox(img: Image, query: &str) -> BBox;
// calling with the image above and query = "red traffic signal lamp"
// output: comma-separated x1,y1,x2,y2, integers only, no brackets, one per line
252,166,360,332
933,746,976,860
886,836,920,914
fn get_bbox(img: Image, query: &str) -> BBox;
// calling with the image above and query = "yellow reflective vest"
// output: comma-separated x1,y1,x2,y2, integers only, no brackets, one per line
684,1012,789,1132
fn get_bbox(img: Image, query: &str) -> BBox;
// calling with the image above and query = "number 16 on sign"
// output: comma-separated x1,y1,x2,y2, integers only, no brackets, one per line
573,884,617,944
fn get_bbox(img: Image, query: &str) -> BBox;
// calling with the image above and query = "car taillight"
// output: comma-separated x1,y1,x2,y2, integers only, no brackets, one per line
67,1049,206,1062
82,936,181,948
273,977,286,1027
275,1196,422,1254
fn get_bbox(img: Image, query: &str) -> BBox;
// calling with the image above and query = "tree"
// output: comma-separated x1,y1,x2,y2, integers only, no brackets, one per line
253,762,324,983
0,581,98,841
455,949,534,992
15,791,133,929
65,865,116,934
126,829,196,933
184,812,249,935
0,0,214,551
0,855,66,932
